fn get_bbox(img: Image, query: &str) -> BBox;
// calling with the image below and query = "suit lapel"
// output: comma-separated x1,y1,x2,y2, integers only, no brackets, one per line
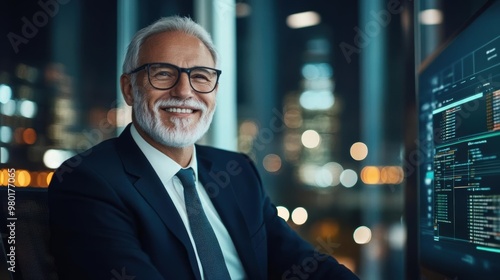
197,155,263,280
116,125,202,279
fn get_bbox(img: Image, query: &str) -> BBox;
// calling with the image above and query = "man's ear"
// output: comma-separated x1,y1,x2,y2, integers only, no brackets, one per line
120,74,134,106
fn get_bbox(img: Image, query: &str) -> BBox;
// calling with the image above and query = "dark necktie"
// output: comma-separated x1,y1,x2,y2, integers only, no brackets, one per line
176,168,231,280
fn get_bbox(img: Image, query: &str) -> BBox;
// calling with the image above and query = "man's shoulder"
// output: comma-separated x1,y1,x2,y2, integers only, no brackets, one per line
49,137,122,188
76,137,119,162
57,137,120,172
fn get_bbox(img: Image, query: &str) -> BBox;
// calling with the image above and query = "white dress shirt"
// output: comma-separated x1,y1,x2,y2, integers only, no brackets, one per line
130,124,246,279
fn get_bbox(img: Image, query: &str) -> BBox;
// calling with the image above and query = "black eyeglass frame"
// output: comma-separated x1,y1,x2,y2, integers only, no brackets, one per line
128,62,222,93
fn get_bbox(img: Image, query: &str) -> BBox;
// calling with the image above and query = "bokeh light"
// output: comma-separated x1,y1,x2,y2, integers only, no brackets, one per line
350,142,368,161
286,11,321,29
19,99,37,118
22,128,37,144
419,9,443,25
299,90,334,110
47,172,54,185
15,170,31,187
1,100,16,116
239,121,259,138
323,162,343,187
0,148,8,164
361,166,404,184
380,166,404,184
388,222,406,250
315,167,333,188
0,169,10,186
340,169,358,188
276,206,290,221
301,63,333,80
43,149,74,169
263,154,282,173
353,226,372,244
0,126,12,143
298,164,318,186
0,84,12,104
284,109,302,128
361,166,380,184
301,130,321,148
291,207,308,225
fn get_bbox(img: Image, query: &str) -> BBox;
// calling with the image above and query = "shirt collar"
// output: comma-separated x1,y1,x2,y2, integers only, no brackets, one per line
130,123,198,182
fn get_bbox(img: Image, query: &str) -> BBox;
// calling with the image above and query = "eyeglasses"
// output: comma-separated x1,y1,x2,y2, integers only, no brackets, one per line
128,63,222,93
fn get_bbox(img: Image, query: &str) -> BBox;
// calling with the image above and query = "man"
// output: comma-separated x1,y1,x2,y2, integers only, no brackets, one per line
49,16,359,280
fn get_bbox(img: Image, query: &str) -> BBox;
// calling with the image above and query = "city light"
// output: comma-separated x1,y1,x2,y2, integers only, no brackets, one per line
0,148,8,164
301,129,321,148
16,170,31,187
298,164,318,186
22,128,37,144
239,120,259,138
315,167,333,188
1,100,16,116
276,206,290,221
291,207,308,225
361,166,404,184
283,109,302,128
263,154,282,173
388,222,406,250
323,162,343,187
353,226,372,244
340,169,358,188
287,11,321,29
299,90,334,110
350,142,368,161
0,84,12,104
301,63,333,80
0,126,13,143
361,166,380,184
43,149,74,169
419,9,443,25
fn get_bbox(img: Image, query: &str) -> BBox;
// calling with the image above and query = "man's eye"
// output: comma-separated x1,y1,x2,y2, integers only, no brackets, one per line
152,70,175,78
191,74,210,81
157,71,170,76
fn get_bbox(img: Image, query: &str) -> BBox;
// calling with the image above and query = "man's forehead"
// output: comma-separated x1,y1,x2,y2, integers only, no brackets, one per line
139,31,214,63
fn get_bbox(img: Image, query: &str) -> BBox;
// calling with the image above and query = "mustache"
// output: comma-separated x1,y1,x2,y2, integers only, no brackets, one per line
154,98,208,112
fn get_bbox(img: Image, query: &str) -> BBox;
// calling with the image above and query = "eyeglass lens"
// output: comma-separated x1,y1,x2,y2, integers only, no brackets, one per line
148,63,218,92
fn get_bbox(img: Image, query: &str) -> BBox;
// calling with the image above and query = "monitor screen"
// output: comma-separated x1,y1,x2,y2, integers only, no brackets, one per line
417,1,500,279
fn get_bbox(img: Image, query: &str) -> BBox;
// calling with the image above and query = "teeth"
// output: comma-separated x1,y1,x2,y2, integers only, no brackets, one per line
166,108,193,113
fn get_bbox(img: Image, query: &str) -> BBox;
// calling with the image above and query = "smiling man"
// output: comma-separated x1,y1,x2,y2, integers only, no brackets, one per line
48,16,359,280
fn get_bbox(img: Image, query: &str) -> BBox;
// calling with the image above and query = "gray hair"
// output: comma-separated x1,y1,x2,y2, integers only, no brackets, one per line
122,16,218,74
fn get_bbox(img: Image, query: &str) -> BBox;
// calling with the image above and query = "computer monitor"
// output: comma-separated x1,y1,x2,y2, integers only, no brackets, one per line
417,1,500,279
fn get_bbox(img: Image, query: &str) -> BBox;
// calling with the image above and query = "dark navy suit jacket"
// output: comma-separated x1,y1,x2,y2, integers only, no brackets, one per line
48,125,359,279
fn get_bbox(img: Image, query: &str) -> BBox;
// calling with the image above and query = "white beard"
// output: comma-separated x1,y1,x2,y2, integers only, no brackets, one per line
133,88,215,148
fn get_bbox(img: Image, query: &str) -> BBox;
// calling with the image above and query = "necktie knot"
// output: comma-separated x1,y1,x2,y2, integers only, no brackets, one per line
176,168,196,190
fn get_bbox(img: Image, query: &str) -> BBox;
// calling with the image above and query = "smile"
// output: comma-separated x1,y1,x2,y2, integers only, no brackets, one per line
164,107,195,113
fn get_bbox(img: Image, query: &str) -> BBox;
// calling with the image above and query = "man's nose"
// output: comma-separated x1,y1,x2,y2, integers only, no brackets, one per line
170,72,193,98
